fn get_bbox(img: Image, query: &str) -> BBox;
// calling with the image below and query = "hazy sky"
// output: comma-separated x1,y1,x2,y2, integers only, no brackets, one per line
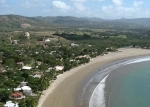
0,0,150,19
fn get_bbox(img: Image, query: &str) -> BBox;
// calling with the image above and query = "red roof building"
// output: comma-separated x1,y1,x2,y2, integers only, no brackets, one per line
12,92,24,99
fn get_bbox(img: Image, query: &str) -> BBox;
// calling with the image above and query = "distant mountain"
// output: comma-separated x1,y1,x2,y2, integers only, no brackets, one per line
35,16,150,29
0,15,150,31
116,18,150,27
35,16,137,29
81,17,104,22
0,15,54,31
35,16,90,27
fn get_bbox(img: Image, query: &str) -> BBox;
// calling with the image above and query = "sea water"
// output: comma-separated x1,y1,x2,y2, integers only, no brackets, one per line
107,61,150,107
89,57,150,107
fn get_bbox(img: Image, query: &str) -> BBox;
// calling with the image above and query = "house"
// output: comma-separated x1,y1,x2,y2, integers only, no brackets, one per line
24,32,30,39
33,74,41,78
70,59,75,62
76,55,83,59
43,38,51,42
14,86,32,96
36,61,42,65
4,101,19,107
33,73,44,78
11,92,25,100
71,43,79,47
14,86,31,91
12,40,18,45
17,62,24,66
55,66,64,71
46,67,53,72
76,55,90,59
22,66,32,70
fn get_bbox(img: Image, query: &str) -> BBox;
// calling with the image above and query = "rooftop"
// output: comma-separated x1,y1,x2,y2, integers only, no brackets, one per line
4,101,19,107
22,66,32,70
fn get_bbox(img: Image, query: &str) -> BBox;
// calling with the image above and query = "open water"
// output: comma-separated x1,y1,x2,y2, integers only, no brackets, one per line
89,57,150,107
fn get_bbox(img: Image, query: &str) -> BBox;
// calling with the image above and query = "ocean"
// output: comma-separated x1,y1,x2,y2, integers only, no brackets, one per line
89,57,150,107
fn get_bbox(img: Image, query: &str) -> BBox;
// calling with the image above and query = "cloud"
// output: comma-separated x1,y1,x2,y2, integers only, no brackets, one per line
70,0,87,3
0,0,10,8
70,0,87,12
22,0,45,8
52,1,70,11
23,1,32,8
112,0,123,6
133,1,144,7
102,5,113,13
100,0,148,19
74,3,86,11
0,0,6,4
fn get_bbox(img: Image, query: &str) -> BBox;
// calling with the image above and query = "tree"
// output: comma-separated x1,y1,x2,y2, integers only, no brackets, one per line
4,79,17,88
64,59,71,71
0,89,11,102
25,98,37,107
38,77,49,90
3,58,15,68
22,72,29,79
19,100,27,107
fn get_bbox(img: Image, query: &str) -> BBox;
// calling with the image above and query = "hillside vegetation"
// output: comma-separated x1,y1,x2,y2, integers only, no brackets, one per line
1,15,150,32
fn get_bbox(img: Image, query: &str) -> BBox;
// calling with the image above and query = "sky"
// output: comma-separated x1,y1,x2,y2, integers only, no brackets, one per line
0,0,150,19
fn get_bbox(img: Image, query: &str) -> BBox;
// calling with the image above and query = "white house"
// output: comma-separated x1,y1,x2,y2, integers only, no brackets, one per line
25,32,30,37
32,74,43,78
14,86,31,91
4,101,19,107
22,66,32,70
24,32,30,39
44,38,51,42
71,43,79,47
55,66,64,71
21,86,32,91
12,40,18,45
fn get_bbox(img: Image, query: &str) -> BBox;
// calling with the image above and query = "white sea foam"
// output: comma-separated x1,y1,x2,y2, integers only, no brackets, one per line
89,75,108,107
124,57,150,65
89,56,150,107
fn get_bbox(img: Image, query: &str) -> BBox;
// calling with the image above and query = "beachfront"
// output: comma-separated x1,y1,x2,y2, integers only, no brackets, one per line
37,48,150,107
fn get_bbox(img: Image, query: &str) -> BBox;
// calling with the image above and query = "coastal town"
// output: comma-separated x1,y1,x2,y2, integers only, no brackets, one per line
1,0,150,106
1,15,150,107
0,30,117,107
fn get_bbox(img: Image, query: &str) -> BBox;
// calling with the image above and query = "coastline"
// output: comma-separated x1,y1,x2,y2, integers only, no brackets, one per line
37,48,150,107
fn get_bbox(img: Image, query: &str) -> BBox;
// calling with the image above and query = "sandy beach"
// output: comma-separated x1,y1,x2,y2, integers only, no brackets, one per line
37,48,150,107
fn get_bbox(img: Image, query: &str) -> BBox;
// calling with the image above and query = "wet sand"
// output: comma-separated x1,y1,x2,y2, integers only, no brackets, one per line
37,48,150,107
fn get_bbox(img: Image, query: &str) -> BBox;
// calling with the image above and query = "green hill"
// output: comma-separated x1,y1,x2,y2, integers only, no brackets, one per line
0,15,55,31
1,15,150,31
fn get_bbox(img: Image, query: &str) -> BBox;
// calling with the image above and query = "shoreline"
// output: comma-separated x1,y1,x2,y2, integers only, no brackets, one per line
37,48,150,107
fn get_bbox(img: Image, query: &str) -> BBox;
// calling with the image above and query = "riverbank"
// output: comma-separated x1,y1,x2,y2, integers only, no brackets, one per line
37,48,150,107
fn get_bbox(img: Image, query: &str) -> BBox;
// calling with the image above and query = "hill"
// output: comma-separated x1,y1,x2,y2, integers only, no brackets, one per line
115,18,150,27
1,15,150,31
0,15,55,31
35,16,150,29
